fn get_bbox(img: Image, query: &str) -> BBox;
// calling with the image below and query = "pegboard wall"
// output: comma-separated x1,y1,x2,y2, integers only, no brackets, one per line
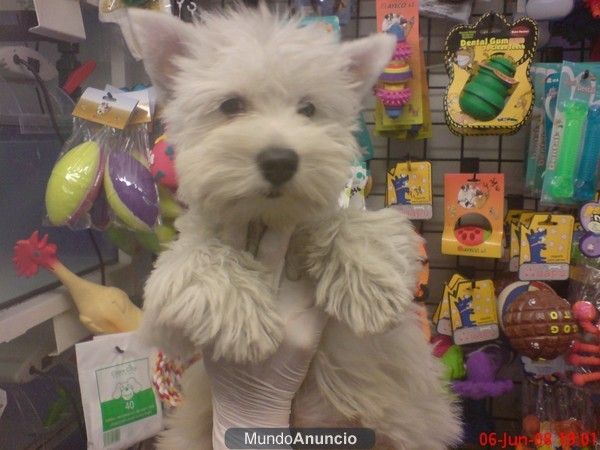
344,0,588,305
340,0,590,441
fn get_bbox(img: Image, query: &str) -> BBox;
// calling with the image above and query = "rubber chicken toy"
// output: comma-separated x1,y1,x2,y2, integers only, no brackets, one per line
13,231,142,334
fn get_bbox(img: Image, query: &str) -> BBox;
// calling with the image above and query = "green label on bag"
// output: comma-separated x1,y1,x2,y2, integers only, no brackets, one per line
100,389,157,431
96,358,157,431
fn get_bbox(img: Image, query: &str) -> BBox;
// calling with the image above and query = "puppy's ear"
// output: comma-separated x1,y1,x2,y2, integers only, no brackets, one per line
340,33,396,99
128,9,196,99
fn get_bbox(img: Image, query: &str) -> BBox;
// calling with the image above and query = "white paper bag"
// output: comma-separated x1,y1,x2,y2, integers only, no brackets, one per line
76,332,162,449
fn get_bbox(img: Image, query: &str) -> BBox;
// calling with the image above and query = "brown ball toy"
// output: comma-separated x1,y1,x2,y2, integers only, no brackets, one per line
503,291,578,360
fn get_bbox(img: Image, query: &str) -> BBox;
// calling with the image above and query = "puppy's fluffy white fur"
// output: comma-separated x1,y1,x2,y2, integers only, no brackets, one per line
130,5,461,449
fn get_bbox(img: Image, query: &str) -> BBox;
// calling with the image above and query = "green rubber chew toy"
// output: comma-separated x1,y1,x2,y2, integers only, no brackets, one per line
45,141,103,226
459,55,517,121
548,100,588,199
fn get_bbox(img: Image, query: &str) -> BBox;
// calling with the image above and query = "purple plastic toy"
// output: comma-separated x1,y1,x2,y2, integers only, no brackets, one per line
453,346,513,400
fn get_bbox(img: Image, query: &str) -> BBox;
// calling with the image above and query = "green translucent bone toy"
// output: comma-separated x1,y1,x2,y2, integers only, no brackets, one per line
549,100,588,199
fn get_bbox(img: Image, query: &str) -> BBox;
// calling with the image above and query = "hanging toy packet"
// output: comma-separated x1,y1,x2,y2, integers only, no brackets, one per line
444,12,538,136
578,201,600,258
374,0,423,127
44,88,139,230
385,160,432,219
519,214,574,281
433,273,466,336
442,173,505,258
508,211,536,272
525,63,561,196
449,279,499,345
541,62,600,207
76,332,162,449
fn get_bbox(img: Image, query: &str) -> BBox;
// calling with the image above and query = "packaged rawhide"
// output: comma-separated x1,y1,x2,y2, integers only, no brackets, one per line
444,12,538,135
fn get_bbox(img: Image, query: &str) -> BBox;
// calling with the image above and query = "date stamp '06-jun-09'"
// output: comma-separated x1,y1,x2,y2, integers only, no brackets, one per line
479,431,598,449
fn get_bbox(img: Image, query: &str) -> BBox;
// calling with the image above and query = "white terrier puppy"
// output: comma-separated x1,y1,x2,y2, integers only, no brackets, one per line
130,5,461,449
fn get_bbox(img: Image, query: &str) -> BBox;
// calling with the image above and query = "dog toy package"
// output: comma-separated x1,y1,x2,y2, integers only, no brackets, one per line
444,12,538,136
525,63,562,196
45,86,169,251
442,173,505,258
374,0,423,128
45,88,139,229
385,160,432,220
449,278,499,345
129,6,462,449
508,211,536,271
542,62,600,206
519,214,574,281
434,274,499,344
433,273,466,336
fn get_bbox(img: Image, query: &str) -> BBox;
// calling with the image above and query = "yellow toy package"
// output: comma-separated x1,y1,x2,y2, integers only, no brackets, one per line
444,12,538,136
442,173,505,258
385,161,432,220
449,279,499,345
508,211,536,272
434,273,466,336
519,214,574,281
504,209,528,261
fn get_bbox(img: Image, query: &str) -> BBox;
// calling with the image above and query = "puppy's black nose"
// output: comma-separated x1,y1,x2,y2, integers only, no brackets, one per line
257,147,298,186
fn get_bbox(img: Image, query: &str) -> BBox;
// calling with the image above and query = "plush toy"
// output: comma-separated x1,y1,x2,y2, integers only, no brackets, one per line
129,5,461,450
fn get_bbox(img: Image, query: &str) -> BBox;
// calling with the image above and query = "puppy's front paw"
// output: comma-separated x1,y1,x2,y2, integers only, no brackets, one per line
143,239,283,363
209,276,284,363
303,208,422,335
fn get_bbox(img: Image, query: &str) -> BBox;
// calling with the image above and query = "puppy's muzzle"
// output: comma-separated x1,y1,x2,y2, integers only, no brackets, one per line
257,147,299,186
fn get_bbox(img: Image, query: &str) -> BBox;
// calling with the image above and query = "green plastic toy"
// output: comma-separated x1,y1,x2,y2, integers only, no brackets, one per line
441,344,466,381
459,55,517,121
548,100,588,199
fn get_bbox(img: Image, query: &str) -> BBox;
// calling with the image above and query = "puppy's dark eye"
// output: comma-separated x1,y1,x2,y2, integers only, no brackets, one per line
298,102,316,118
220,97,246,116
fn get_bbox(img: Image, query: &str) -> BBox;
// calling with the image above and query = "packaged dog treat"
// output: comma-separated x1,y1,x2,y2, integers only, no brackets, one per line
444,12,538,136
442,173,505,258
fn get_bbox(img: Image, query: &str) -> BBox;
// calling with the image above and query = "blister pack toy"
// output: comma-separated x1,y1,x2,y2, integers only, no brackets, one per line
444,12,538,135
525,63,561,196
374,0,423,129
542,62,600,206
442,173,505,258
